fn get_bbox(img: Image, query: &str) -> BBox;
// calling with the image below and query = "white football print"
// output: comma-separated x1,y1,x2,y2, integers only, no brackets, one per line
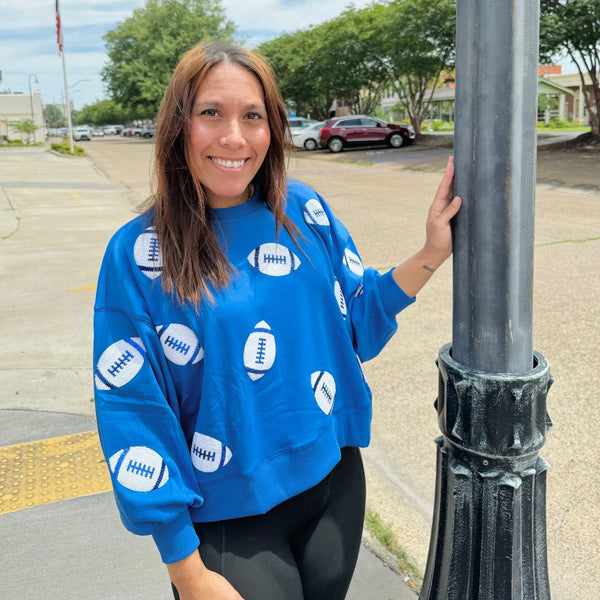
343,248,364,277
95,338,146,390
247,243,301,276
109,446,169,492
303,198,330,227
311,371,337,415
244,321,276,381
134,227,163,279
156,323,204,366
191,433,232,473
334,278,347,318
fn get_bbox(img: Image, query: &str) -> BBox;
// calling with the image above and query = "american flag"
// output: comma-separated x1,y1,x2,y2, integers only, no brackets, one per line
56,0,63,54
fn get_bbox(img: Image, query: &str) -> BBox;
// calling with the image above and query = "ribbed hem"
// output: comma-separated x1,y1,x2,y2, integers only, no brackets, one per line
378,268,416,317
152,510,199,564
189,409,371,524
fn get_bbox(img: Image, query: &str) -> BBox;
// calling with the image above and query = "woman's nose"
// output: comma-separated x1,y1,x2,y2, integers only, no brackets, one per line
220,119,246,147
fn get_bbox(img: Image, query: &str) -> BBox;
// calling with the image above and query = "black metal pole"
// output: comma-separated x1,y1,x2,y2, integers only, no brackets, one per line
419,1,553,598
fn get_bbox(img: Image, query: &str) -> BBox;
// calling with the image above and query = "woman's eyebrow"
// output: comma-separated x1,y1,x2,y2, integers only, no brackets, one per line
193,100,266,111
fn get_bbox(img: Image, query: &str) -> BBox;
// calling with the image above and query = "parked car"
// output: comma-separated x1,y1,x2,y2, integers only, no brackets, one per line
103,125,123,135
291,120,326,151
319,115,414,153
141,126,156,138
287,117,320,131
122,126,142,137
92,127,105,137
73,126,92,141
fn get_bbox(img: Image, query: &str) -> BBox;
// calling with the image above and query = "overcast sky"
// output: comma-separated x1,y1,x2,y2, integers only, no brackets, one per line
0,0,373,110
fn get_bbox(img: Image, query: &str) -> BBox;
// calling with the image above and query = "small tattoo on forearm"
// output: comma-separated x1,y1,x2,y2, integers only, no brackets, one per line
422,265,435,273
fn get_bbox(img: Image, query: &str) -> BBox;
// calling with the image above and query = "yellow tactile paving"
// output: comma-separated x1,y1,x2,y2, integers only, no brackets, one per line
0,431,112,515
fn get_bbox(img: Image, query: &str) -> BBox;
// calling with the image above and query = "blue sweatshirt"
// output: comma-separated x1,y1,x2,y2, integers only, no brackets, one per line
93,179,415,564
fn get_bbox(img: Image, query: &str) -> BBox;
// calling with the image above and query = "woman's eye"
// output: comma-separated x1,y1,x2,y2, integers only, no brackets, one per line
200,108,219,117
246,112,264,120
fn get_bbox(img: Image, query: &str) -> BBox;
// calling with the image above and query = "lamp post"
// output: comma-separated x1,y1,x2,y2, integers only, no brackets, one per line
419,1,553,599
28,73,39,126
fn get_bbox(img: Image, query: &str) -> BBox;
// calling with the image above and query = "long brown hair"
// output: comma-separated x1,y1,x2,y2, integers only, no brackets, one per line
148,41,296,305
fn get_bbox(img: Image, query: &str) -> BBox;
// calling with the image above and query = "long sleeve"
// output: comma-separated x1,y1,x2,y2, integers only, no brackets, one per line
292,181,415,361
93,219,203,564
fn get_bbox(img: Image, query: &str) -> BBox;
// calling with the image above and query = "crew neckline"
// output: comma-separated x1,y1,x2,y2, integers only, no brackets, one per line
211,186,263,220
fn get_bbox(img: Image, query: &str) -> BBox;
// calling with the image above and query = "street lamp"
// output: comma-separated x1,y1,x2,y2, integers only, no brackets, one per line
28,74,38,124
68,78,90,111
419,1,553,599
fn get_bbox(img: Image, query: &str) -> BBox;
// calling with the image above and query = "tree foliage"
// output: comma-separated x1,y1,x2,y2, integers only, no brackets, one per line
12,119,38,143
259,0,455,134
43,104,64,128
102,0,235,117
367,0,456,135
540,0,600,136
75,99,134,126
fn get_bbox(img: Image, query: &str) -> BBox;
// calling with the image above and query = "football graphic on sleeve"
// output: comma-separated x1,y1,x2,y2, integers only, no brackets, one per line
303,198,330,227
191,433,233,473
156,323,204,366
311,371,337,415
109,446,169,492
243,321,276,381
134,226,163,279
247,243,301,276
334,278,347,319
94,338,146,390
343,248,364,277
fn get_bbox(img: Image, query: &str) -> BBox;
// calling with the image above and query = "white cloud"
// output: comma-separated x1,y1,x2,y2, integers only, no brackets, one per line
3,0,372,110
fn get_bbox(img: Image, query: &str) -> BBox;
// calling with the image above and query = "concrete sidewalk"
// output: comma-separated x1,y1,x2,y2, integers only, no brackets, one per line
0,146,416,600
0,408,415,600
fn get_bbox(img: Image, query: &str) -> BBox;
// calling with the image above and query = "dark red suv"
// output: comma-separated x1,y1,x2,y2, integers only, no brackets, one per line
319,115,414,153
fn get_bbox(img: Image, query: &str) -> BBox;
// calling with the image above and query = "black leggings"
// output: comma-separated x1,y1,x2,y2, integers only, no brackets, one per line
172,446,366,600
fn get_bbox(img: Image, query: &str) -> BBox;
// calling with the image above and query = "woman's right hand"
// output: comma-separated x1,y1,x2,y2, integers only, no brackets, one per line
167,550,244,600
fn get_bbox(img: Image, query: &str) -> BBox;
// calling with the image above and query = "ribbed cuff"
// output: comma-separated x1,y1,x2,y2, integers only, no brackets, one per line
152,510,199,564
378,268,416,317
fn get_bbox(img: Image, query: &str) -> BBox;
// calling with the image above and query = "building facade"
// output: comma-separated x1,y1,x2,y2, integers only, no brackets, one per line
0,92,46,143
379,66,593,127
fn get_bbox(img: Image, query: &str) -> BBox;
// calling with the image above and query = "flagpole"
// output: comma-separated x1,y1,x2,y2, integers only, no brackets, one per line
62,51,74,154
56,0,74,153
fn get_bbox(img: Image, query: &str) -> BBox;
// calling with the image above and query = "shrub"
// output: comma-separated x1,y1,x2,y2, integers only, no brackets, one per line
547,116,571,129
51,141,85,156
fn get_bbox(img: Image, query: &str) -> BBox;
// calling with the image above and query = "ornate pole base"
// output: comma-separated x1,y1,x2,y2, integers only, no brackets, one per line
420,344,553,600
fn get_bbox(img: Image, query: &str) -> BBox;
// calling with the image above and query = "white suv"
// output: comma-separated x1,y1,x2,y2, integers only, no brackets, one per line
73,126,92,141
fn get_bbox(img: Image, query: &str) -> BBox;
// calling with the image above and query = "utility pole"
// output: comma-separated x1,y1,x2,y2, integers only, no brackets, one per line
419,1,553,599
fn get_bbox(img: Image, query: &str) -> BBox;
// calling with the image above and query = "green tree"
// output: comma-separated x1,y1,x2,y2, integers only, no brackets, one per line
102,0,235,116
259,28,333,119
76,99,133,126
43,104,64,128
369,0,456,136
316,8,390,116
12,119,38,143
259,8,389,120
540,0,600,137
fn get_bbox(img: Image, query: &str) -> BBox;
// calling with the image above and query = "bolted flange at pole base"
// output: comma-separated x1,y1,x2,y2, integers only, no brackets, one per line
419,344,553,600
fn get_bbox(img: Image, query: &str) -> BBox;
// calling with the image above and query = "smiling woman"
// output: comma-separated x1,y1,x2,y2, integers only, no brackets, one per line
92,40,460,600
186,62,271,208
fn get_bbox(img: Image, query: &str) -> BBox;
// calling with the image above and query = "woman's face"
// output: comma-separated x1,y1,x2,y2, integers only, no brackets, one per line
187,61,271,209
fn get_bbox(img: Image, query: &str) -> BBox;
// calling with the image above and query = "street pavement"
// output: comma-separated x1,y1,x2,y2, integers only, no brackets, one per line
1,138,599,599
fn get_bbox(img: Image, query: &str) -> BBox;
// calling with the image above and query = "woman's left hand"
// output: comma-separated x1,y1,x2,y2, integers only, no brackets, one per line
423,156,462,267
391,157,461,298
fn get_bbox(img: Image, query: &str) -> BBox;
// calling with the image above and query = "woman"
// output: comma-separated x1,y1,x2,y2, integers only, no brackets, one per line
93,41,461,600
